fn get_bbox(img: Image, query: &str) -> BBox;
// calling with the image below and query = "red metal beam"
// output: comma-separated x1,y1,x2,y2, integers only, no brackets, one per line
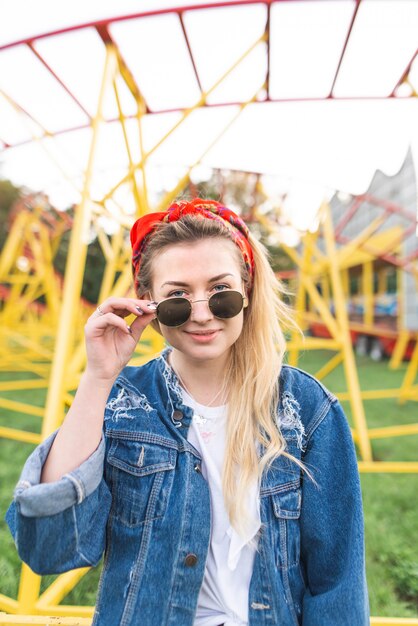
374,222,417,263
98,92,413,115
1,0,415,113
336,201,393,242
358,193,417,223
334,192,417,243
334,195,363,238
266,1,271,100
332,189,417,273
0,0,415,150
95,23,113,45
405,248,418,264
0,1,294,52
95,23,151,114
335,219,417,271
27,41,91,120
179,12,203,94
328,0,362,98
146,92,412,112
391,48,418,96
2,92,416,152
0,91,48,135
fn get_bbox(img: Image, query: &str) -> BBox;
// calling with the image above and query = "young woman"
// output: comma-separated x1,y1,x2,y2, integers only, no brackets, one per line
5,198,369,626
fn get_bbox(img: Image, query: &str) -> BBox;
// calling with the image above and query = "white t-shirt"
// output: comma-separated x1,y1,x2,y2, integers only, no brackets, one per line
182,388,261,626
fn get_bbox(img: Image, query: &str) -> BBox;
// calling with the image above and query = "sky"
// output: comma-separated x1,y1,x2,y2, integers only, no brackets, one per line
0,0,417,230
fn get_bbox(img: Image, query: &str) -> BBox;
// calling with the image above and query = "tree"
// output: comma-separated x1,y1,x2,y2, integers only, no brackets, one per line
0,179,21,250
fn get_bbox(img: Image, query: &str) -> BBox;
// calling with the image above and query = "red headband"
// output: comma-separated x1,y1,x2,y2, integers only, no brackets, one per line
130,198,255,294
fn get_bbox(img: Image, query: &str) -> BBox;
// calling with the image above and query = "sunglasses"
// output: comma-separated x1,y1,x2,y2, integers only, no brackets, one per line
155,290,248,327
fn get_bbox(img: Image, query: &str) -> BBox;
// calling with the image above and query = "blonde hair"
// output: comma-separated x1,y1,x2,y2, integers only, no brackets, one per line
136,213,303,538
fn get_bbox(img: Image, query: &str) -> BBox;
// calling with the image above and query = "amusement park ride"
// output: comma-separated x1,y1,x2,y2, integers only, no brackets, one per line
0,0,417,623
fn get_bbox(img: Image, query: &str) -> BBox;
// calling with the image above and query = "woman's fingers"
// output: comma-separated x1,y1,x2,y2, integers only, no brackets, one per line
89,298,157,322
83,298,158,380
86,311,130,335
86,299,157,340
89,311,152,336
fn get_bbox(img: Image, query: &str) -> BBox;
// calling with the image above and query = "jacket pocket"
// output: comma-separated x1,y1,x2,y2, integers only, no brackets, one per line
271,487,301,569
107,438,177,528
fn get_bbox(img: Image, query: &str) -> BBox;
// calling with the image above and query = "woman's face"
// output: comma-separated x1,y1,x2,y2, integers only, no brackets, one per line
150,238,247,364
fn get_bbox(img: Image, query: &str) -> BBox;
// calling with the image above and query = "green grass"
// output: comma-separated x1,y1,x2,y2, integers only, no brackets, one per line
295,350,418,616
0,372,103,605
0,354,417,616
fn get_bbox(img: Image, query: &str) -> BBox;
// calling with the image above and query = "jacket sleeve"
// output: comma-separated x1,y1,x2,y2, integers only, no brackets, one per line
300,399,369,626
4,427,112,575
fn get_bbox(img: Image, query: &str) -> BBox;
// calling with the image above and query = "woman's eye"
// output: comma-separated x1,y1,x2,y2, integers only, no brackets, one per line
167,284,230,298
168,290,187,298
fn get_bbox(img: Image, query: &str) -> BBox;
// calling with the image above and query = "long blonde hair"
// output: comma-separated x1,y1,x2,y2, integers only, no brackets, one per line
136,213,301,538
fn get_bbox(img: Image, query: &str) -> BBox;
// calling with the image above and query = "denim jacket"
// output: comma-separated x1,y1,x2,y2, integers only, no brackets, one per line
5,347,369,626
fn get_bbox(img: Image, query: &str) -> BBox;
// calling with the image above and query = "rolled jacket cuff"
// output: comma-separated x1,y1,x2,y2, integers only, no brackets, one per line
13,428,105,517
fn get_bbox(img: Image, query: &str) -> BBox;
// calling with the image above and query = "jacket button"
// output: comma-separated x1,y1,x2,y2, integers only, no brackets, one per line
172,410,183,421
184,553,198,567
194,463,201,473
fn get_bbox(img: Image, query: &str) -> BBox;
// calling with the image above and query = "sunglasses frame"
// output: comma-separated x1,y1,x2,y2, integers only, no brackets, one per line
155,290,248,327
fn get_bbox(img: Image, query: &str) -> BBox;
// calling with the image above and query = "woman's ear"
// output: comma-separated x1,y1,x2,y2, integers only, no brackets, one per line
242,282,249,308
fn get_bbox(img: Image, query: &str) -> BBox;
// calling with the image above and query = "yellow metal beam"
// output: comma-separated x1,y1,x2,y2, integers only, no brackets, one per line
362,260,374,326
337,224,403,270
286,338,342,351
358,462,418,473
321,203,372,461
0,615,91,625
42,44,118,440
341,267,350,297
399,340,418,404
16,565,41,616
337,388,403,401
112,76,145,214
389,330,411,369
1,615,417,625
302,278,341,340
101,30,267,204
97,227,124,304
0,212,29,279
0,90,82,196
0,427,41,445
36,570,90,610
367,424,418,439
314,352,344,380
4,331,53,360
0,398,44,418
320,275,330,306
370,617,418,626
0,22,415,620
279,236,308,367
0,598,18,614
0,380,47,392
156,87,261,214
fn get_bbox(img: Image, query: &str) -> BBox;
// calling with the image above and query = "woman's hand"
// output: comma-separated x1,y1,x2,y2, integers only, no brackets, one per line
84,297,157,383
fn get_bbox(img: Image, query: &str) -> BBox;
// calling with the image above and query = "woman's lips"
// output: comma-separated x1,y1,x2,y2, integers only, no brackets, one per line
184,330,220,343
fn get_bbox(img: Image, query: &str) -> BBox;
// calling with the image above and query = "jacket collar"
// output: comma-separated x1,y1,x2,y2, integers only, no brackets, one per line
156,346,195,431
157,346,184,405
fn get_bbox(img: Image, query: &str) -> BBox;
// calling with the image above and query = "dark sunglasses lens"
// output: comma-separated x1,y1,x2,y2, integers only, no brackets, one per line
209,291,243,318
157,298,191,327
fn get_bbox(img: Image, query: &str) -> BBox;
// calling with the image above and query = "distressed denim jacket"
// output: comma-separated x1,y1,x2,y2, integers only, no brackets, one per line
5,347,369,626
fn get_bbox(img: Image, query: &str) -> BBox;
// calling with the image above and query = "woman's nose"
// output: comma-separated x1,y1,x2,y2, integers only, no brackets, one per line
189,298,213,323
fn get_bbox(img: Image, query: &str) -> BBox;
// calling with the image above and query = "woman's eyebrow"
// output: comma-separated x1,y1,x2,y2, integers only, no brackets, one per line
160,273,234,288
